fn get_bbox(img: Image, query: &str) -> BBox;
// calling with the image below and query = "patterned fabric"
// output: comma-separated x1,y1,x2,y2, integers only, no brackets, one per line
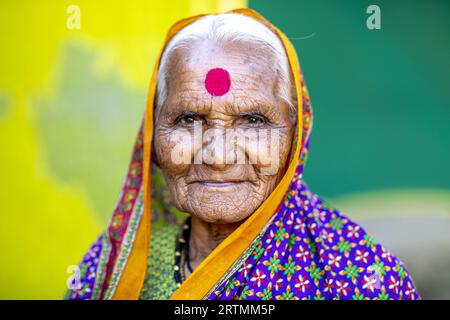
207,180,419,300
65,236,104,300
139,224,179,300
66,9,419,300
65,126,145,300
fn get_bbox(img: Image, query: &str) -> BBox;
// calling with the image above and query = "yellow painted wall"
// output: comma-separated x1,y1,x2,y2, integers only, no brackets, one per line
0,0,246,299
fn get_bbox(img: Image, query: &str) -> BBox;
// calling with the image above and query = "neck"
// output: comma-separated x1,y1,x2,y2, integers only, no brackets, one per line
186,216,241,275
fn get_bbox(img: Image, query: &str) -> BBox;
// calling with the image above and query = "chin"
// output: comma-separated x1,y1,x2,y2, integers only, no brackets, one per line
176,183,265,224
187,204,255,225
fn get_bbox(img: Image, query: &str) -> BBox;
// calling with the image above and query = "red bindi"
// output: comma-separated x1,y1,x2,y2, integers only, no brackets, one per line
204,68,231,96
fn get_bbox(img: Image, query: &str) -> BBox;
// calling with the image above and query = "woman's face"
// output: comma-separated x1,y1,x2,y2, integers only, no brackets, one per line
154,40,295,224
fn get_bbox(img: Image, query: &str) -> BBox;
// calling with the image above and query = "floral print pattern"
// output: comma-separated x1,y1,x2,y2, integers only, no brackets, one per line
207,177,419,300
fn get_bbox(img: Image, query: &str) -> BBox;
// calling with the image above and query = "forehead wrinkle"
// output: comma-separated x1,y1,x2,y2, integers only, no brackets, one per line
162,45,284,120
168,41,278,81
230,76,277,107
165,68,202,93
164,96,213,118
169,68,272,94
166,49,278,90
230,78,275,102
164,71,279,112
233,96,277,113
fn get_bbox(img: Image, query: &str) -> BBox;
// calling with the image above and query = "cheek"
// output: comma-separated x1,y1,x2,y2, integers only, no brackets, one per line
277,127,295,164
154,128,193,177
239,128,294,176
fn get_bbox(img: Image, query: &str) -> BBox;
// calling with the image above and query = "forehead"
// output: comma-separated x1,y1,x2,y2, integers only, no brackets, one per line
163,40,279,107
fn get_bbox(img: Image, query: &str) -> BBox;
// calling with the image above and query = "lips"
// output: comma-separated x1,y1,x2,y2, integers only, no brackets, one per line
189,180,246,188
195,179,243,184
199,181,241,186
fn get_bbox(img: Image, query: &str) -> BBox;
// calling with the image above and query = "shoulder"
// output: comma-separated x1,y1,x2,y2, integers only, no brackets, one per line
299,192,420,300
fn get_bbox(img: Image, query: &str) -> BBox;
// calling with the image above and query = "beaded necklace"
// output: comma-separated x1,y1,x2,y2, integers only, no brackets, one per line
174,218,193,288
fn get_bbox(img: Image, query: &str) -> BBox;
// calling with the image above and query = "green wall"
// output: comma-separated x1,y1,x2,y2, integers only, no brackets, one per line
250,0,450,197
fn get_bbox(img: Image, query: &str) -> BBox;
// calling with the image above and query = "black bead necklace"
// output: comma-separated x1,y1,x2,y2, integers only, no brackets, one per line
174,218,193,288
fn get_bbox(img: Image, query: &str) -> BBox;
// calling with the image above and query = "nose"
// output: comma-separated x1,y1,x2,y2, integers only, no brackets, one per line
194,126,231,170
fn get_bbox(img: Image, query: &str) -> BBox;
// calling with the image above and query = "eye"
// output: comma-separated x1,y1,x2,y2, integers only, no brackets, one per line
243,114,268,127
174,112,202,126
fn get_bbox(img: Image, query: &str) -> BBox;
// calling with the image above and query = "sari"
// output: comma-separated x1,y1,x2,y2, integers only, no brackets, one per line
66,8,419,300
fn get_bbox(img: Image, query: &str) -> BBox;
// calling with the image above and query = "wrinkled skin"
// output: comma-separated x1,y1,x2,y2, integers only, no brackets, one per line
153,39,295,274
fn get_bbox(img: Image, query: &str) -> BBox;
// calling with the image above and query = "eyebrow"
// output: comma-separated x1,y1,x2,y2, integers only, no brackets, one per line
164,97,279,121
165,100,206,119
231,98,279,120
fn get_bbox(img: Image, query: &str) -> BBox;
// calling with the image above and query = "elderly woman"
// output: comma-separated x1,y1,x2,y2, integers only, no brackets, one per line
67,9,419,300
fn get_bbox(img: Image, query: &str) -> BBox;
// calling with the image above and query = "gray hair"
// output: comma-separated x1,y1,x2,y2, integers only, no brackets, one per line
155,13,297,123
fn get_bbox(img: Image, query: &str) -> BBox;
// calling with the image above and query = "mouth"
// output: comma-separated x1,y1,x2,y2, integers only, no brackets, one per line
191,180,246,188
